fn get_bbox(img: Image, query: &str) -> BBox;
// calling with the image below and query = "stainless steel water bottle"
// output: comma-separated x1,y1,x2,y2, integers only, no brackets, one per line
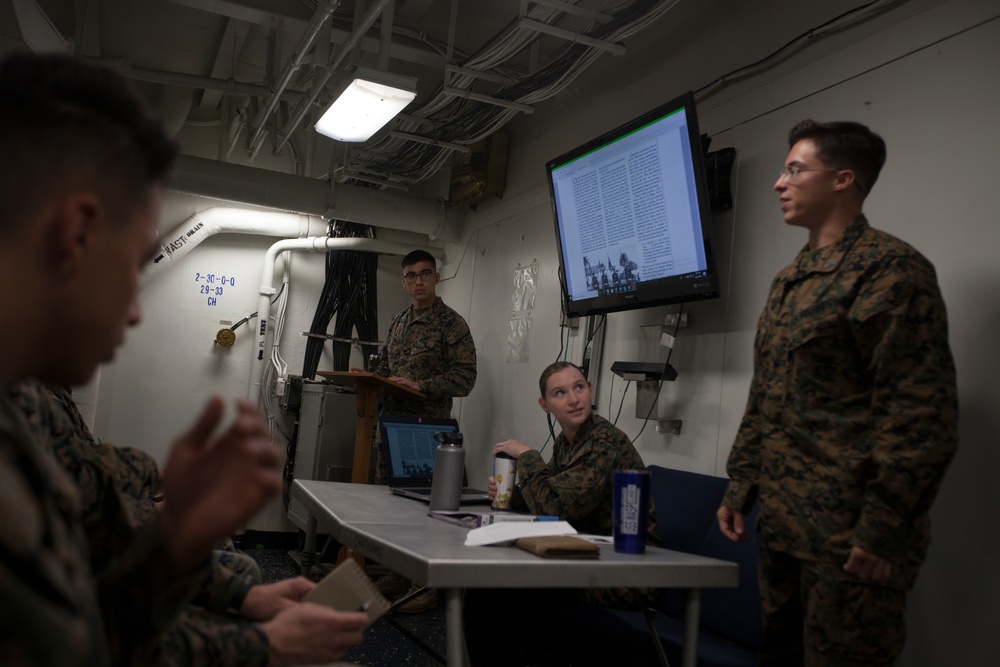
429,430,465,511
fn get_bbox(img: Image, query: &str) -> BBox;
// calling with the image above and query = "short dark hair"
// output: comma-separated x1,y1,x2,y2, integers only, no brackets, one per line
538,361,587,397
0,53,178,237
401,249,436,270
788,120,886,196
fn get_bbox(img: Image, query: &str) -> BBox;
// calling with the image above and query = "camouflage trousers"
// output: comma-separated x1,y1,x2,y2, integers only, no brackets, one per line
758,546,906,666
149,608,270,667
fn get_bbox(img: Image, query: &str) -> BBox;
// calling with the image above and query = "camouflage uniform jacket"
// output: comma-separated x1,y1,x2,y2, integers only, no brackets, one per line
723,216,958,589
9,381,256,666
514,412,658,542
24,384,251,615
0,392,110,666
374,297,477,418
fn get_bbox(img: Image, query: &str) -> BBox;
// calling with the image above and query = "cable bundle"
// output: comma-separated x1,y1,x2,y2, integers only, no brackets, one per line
300,220,380,379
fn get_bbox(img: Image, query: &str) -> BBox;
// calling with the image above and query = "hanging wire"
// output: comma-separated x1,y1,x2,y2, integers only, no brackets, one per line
630,303,685,442
282,217,380,507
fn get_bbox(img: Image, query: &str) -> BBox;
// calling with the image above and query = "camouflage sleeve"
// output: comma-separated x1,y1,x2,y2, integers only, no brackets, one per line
514,434,616,525
97,516,211,666
143,608,269,667
418,316,477,399
9,382,217,663
109,445,161,500
724,314,767,513
34,389,160,566
191,549,261,613
373,311,405,378
0,443,111,666
848,255,958,558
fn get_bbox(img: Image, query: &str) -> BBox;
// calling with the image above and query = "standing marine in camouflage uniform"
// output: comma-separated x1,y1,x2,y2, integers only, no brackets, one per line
717,120,958,666
464,361,659,667
372,249,477,420
368,249,477,612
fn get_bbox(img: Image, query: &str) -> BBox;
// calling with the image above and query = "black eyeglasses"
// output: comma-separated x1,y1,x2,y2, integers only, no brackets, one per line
403,269,435,283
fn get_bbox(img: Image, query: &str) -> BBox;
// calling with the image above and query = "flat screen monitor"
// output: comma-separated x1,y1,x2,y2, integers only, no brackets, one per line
545,91,720,318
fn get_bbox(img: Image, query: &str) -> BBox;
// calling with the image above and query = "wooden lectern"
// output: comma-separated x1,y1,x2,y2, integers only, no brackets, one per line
316,371,424,484
312,372,424,570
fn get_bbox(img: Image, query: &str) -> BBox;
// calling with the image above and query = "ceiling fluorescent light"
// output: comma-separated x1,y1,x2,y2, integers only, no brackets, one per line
315,67,417,143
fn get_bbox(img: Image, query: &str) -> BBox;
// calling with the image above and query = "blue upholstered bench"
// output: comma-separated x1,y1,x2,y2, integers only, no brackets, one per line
554,465,762,666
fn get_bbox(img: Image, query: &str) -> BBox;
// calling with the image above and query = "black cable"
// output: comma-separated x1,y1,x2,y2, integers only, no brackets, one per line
300,219,379,379
287,218,380,505
586,314,607,349
229,282,286,331
693,0,893,99
613,378,630,427
282,421,300,510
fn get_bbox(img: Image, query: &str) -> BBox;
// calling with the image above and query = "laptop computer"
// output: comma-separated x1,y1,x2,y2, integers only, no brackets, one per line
378,414,491,504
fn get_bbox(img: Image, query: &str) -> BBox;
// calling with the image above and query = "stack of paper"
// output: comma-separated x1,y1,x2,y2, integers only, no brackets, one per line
464,520,577,546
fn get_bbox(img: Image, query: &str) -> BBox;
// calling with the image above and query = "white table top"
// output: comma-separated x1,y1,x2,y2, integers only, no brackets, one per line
292,480,739,590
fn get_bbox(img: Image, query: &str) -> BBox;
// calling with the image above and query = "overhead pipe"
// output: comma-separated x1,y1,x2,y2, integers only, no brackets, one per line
168,154,456,239
247,236,421,406
143,207,329,287
247,0,342,158
377,0,394,71
89,57,308,102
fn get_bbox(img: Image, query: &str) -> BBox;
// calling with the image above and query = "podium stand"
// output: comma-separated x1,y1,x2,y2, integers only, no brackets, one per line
312,372,425,571
316,371,424,484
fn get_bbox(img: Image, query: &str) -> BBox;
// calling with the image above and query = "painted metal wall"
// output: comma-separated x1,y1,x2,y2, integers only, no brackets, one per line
451,3,1000,664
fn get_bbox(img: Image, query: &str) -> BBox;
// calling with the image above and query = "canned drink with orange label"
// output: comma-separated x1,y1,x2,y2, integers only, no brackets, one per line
492,453,517,510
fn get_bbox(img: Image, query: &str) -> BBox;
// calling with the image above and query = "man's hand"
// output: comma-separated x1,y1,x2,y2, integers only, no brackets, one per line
843,546,893,585
159,397,283,566
388,376,421,392
261,603,368,666
717,505,749,543
240,577,316,621
487,475,497,500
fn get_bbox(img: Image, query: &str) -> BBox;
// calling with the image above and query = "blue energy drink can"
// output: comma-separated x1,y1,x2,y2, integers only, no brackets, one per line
613,470,650,554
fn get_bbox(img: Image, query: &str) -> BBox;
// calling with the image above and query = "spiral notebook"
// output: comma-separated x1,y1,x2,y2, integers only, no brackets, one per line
378,414,491,504
302,558,391,623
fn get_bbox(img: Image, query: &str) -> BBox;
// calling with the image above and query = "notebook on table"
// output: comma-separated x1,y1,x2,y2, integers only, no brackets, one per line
378,414,491,504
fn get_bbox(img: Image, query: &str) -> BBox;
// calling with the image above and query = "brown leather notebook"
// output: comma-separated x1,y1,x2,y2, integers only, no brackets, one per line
515,535,600,559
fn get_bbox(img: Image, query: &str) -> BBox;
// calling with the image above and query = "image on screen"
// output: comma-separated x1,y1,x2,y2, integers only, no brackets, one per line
546,91,720,318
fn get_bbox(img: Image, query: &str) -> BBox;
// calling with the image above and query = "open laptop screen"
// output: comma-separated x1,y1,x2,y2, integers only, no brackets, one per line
378,415,460,485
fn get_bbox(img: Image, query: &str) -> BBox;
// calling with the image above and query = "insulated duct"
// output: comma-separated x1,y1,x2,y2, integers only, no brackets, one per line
168,154,455,239
143,207,330,287
247,235,419,406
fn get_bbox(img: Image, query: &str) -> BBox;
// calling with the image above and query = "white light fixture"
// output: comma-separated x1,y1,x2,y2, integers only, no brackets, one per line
315,67,417,143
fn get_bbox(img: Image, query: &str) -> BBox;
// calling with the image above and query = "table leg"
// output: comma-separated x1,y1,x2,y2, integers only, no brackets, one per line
300,515,318,577
682,588,701,667
443,588,465,667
